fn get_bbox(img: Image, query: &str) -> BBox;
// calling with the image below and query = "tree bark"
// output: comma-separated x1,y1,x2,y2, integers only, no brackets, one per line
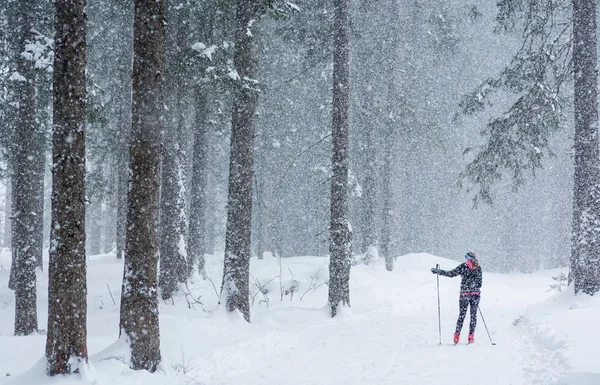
571,0,600,295
361,86,377,257
116,135,127,259
380,119,395,272
4,178,11,249
328,0,352,317
158,3,190,299
220,0,261,322
188,2,216,276
158,89,189,299
9,0,41,336
88,197,102,255
189,87,209,275
380,80,399,272
254,176,266,260
119,0,165,372
33,149,45,270
45,0,88,375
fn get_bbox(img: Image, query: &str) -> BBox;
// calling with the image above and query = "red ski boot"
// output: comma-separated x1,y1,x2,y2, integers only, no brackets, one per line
453,333,460,344
468,334,475,344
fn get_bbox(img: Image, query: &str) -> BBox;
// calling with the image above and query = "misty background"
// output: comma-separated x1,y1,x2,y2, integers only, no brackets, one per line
0,0,573,274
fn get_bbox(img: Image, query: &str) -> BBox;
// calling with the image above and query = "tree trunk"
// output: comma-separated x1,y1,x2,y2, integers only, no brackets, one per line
361,86,377,257
158,88,189,299
189,87,209,275
119,0,165,372
7,176,15,291
9,0,41,336
220,0,260,322
380,77,400,272
104,186,116,254
188,3,215,276
328,0,352,317
116,140,127,259
88,197,102,255
4,178,11,249
571,0,600,295
159,3,190,299
254,176,266,260
380,119,395,272
45,0,88,375
33,148,45,270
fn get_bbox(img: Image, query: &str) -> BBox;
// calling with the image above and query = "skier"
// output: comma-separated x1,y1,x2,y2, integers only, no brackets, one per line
431,251,482,344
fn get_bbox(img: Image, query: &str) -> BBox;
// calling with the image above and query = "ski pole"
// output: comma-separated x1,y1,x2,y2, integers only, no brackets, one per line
436,263,441,345
478,307,496,345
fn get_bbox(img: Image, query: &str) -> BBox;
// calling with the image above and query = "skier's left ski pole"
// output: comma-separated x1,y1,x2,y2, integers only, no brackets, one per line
436,263,441,345
479,307,496,345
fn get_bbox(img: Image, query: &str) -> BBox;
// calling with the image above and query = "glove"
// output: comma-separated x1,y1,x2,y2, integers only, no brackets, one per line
431,268,440,274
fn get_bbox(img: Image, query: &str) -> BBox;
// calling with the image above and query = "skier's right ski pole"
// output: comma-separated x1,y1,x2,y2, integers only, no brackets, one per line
436,263,441,345
478,307,496,345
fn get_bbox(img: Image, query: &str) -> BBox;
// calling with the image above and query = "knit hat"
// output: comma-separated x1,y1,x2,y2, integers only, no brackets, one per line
465,251,479,268
465,251,477,260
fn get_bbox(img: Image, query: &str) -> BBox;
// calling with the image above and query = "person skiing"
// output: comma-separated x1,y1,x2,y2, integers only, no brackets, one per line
431,251,482,344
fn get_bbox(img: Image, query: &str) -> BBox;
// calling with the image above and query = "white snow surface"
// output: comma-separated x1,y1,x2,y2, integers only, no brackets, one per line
0,250,598,384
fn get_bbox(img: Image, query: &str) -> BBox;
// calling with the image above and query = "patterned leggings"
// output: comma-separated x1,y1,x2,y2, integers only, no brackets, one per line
456,294,480,334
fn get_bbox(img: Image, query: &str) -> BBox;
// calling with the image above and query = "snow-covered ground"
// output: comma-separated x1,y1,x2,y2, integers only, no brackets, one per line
0,250,598,385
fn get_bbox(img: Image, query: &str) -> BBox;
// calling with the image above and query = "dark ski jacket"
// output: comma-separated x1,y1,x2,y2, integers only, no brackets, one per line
438,263,482,293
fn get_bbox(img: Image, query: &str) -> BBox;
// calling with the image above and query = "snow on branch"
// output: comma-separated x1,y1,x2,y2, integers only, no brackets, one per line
191,42,217,61
23,29,54,72
456,0,571,205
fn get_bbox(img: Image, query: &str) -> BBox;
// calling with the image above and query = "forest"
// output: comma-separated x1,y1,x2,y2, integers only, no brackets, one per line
0,0,599,379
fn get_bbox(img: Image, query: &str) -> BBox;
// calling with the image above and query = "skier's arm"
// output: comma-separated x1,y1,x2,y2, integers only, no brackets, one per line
437,264,463,278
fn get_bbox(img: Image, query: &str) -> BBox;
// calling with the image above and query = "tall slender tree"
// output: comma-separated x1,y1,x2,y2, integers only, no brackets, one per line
380,85,398,272
571,0,600,294
159,1,190,299
45,0,88,375
114,1,134,260
328,0,351,317
189,87,210,275
8,0,44,336
188,1,217,276
377,0,402,271
360,89,378,258
220,0,261,322
4,179,11,249
119,0,165,372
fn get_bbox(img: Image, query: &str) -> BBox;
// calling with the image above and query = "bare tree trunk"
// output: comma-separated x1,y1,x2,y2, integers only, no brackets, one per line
254,176,266,260
189,87,209,274
4,178,11,249
361,87,377,257
119,0,165,372
88,197,102,255
45,0,88,375
380,116,395,272
188,4,215,276
571,0,600,295
328,0,352,317
33,150,44,270
103,188,116,253
220,0,261,322
158,88,189,299
9,0,40,336
116,142,127,259
158,3,189,299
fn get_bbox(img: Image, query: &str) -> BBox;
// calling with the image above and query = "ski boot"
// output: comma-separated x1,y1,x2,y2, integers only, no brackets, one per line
453,333,460,344
468,334,475,344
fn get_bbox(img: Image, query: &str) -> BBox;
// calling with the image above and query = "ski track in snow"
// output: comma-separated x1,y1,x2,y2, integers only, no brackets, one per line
0,251,591,385
191,313,558,385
